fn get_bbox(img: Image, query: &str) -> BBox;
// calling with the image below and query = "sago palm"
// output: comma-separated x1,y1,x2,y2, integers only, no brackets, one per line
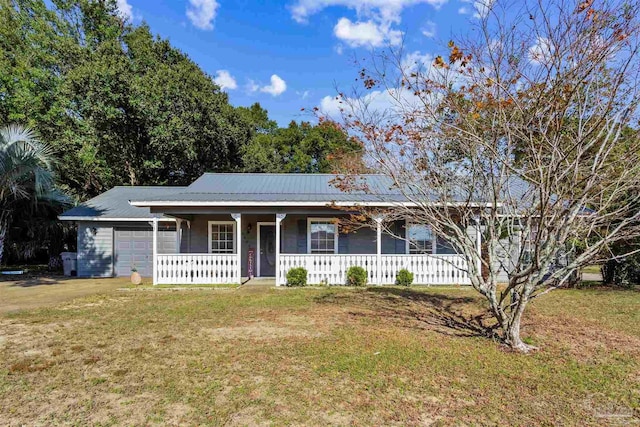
0,125,58,265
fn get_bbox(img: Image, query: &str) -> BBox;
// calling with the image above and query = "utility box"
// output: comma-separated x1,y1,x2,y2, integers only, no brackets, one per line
60,252,77,276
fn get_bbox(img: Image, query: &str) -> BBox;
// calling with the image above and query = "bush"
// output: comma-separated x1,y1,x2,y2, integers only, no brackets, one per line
286,267,307,287
602,257,640,288
395,269,414,286
346,266,368,286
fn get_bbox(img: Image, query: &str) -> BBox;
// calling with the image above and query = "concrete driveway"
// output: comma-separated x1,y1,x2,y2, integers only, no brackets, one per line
0,276,132,314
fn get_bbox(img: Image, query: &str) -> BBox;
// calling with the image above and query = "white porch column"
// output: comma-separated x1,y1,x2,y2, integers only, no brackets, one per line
232,213,242,283
152,218,158,285
175,218,183,253
375,216,383,285
275,213,287,286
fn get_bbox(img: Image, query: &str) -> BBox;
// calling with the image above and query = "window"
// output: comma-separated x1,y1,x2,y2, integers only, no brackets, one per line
407,224,434,254
308,218,338,254
208,221,235,254
406,223,457,254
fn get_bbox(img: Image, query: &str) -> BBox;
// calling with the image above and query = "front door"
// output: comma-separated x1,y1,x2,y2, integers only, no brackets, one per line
259,224,276,276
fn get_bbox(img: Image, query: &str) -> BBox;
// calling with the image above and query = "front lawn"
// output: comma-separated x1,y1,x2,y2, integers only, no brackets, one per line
0,285,638,425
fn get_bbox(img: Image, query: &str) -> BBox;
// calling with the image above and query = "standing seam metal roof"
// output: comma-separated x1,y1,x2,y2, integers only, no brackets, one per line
129,173,403,203
59,186,187,219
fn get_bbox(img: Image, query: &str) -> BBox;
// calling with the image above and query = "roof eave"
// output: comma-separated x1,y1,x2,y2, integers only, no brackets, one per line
128,200,496,208
58,216,177,222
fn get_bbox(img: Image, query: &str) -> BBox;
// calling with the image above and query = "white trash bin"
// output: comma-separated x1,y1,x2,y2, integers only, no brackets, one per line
60,252,77,276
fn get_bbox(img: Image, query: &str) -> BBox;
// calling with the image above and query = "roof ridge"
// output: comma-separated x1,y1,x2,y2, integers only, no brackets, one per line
200,172,385,176
110,185,188,189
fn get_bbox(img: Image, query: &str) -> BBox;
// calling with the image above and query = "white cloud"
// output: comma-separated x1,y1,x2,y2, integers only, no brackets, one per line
297,90,311,100
290,0,448,24
291,0,445,52
421,20,436,38
459,0,494,18
472,0,494,18
213,70,237,91
186,0,219,30
401,51,435,73
257,75,287,96
319,88,423,119
246,79,260,93
528,36,553,65
334,18,402,48
116,0,133,21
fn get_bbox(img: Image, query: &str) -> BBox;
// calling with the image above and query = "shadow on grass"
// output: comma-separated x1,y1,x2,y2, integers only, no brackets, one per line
315,286,499,339
3,275,67,288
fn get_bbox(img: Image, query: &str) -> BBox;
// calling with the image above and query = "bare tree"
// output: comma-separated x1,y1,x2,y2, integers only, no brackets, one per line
329,0,640,352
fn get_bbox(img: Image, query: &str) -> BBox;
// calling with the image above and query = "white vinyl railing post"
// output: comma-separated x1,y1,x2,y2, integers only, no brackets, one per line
175,218,182,253
374,216,383,285
152,217,158,285
232,213,242,284
275,213,287,285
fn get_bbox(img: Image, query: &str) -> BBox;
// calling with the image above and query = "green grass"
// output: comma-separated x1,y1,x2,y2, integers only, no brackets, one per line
123,283,241,289
582,265,603,274
0,284,639,425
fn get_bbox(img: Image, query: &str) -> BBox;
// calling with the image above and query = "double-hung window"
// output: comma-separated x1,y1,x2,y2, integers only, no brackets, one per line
308,218,338,254
407,223,456,254
208,221,236,254
407,223,435,254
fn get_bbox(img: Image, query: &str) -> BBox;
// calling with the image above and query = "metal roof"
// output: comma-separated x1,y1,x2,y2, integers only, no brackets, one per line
130,173,405,204
59,186,187,220
61,173,531,218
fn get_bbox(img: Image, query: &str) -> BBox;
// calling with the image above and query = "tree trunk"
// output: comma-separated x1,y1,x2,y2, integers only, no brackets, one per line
502,291,536,353
0,217,6,267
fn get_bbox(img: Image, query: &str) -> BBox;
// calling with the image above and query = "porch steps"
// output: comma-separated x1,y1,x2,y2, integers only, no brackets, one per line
242,277,276,287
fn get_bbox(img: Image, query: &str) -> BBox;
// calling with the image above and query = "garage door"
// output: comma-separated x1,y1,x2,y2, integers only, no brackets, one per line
114,228,177,277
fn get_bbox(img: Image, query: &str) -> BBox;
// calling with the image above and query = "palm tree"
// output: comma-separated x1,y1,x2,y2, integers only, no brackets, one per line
0,125,61,265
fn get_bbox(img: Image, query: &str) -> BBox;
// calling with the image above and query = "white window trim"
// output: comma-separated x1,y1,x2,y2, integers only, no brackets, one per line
208,220,237,254
307,217,339,254
405,221,437,255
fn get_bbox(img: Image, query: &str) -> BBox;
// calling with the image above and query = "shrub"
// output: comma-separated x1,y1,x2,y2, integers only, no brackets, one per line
395,269,414,286
346,266,368,286
286,267,307,287
602,256,640,288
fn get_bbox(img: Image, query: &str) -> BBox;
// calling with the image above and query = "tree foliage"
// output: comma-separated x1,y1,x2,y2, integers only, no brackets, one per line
242,120,363,173
1,0,252,199
0,125,66,265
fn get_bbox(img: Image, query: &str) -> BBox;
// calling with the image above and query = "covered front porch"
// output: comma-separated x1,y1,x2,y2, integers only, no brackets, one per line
150,211,475,286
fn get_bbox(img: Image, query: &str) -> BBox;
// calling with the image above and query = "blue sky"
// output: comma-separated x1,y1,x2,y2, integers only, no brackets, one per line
115,0,485,126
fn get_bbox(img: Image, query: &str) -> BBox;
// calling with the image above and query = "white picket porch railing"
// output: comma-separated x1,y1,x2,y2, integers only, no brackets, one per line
379,255,470,285
156,254,239,285
277,254,470,286
278,254,378,285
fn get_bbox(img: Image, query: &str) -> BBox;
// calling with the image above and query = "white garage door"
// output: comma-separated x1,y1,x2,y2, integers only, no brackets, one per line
114,228,177,277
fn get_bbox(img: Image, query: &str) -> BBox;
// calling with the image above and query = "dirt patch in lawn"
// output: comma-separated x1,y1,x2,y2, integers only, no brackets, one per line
203,322,323,341
0,277,129,314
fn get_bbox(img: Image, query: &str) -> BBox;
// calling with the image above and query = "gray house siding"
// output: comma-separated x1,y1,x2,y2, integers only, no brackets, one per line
78,223,113,277
77,221,176,278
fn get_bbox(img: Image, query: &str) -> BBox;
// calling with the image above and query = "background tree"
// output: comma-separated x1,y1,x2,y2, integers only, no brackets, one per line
241,120,364,173
332,0,640,352
1,0,255,200
0,125,65,265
